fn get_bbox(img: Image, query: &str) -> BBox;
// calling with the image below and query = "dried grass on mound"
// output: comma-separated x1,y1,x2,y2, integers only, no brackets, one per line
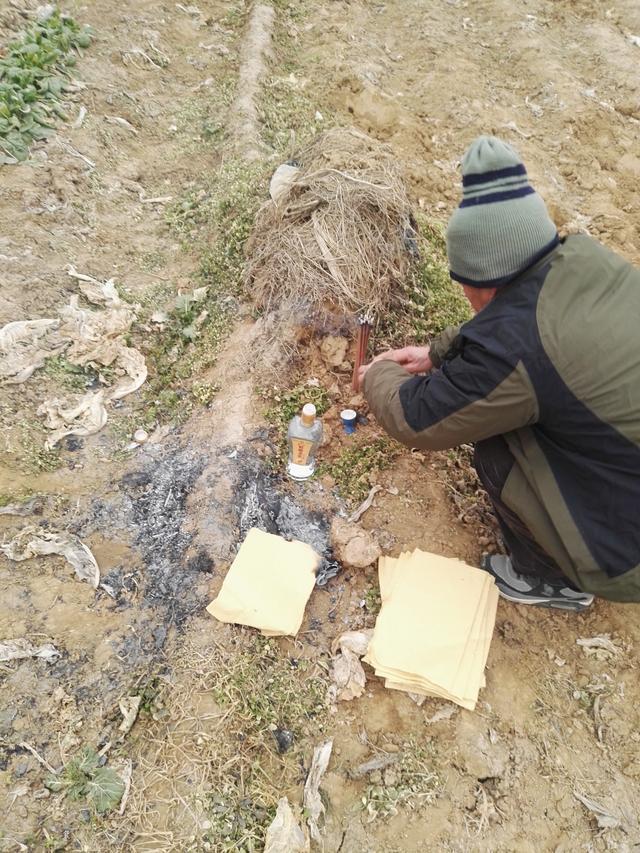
245,127,416,321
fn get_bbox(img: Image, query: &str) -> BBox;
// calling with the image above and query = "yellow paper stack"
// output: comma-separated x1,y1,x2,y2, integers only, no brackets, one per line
364,550,499,710
206,528,320,636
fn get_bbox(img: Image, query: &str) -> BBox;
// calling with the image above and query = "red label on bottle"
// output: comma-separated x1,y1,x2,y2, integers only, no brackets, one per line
291,438,313,465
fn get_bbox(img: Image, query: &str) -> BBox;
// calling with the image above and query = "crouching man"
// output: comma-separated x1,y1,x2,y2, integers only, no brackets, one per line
359,136,640,611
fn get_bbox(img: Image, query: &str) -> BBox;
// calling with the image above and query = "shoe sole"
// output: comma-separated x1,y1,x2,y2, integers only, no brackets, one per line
497,587,592,612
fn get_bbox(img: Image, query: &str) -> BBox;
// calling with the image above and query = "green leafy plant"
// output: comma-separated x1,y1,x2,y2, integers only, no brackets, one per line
45,747,124,815
362,738,440,820
0,8,92,163
378,215,471,348
322,437,400,503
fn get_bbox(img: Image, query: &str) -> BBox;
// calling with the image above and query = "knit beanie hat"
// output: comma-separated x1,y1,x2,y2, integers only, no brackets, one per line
446,136,558,288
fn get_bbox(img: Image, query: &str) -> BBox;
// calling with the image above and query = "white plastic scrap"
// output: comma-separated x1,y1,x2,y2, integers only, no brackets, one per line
0,639,60,664
1,527,100,588
269,163,300,207
1,273,148,446
0,497,41,516
263,797,309,853
303,740,333,844
38,390,108,448
0,318,68,384
118,696,142,736
576,635,620,655
330,630,372,702
66,266,122,308
573,791,621,829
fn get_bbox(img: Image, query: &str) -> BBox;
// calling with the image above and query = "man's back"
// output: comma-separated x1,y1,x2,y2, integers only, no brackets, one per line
465,234,640,587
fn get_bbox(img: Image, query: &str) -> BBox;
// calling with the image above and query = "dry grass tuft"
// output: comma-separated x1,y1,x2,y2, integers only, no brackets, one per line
245,127,415,323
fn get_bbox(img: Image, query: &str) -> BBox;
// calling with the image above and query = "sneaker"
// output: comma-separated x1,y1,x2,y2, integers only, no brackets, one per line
480,554,594,612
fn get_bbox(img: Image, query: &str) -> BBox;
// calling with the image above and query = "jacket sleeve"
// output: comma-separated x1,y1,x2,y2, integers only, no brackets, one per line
429,325,462,368
362,342,539,451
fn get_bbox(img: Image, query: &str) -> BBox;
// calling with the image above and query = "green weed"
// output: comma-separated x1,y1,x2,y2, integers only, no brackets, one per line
364,584,382,616
210,635,327,734
45,747,124,815
322,437,401,503
139,251,166,273
264,383,330,433
132,160,266,425
362,738,441,820
42,355,108,392
379,215,471,348
20,428,61,472
0,9,92,163
259,74,325,154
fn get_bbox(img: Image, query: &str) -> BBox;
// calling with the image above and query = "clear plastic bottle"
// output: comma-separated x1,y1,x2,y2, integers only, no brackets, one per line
286,403,323,481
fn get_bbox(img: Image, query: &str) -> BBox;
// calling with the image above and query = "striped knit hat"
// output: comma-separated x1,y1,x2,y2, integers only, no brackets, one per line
446,136,558,288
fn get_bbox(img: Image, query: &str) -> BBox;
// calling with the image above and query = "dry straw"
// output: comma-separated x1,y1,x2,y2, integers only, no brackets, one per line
245,127,416,324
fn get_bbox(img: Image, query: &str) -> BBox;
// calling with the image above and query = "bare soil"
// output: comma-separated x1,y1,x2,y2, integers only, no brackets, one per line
1,0,640,851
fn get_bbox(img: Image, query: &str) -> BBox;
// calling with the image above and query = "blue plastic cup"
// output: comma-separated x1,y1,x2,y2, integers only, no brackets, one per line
340,408,357,434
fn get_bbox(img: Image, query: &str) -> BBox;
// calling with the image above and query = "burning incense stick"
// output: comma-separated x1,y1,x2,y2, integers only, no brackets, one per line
352,311,374,390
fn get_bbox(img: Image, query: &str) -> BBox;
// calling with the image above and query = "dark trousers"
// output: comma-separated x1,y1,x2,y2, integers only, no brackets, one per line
474,435,570,584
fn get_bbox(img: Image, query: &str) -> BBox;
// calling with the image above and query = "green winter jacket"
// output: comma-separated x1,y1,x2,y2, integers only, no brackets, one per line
363,235,640,601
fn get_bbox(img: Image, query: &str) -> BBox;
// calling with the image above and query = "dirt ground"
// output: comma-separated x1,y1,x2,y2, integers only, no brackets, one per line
2,0,640,851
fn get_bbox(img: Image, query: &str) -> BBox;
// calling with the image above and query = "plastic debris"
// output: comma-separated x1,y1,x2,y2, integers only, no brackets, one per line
269,163,300,207
0,497,42,516
1,527,100,588
117,759,133,816
330,630,372,701
573,791,621,829
1,275,147,446
576,635,620,655
66,266,122,308
0,639,60,664
118,696,142,736
38,390,108,448
303,740,333,843
264,797,309,853
0,318,67,384
424,704,458,724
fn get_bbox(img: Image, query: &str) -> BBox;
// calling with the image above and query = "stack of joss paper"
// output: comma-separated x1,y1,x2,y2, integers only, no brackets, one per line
364,550,499,710
207,528,320,637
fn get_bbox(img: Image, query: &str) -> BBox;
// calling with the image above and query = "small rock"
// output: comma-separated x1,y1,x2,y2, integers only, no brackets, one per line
320,335,349,369
63,435,84,451
457,717,509,780
272,728,294,754
331,518,381,569
134,428,149,443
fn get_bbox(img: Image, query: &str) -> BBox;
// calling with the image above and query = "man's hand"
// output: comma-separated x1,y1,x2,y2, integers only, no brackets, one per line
371,345,432,374
357,345,432,390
